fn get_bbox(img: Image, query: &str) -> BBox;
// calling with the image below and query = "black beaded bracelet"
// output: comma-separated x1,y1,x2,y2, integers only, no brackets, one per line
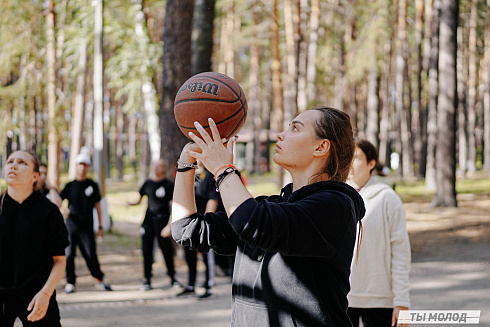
215,167,239,191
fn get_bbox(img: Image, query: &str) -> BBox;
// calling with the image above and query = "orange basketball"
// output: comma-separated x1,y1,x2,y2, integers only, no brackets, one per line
174,72,248,142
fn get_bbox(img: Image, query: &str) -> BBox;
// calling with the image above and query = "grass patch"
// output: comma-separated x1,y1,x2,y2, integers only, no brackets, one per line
104,228,140,251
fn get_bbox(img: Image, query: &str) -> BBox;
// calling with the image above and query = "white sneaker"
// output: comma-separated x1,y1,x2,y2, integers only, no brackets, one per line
64,283,76,294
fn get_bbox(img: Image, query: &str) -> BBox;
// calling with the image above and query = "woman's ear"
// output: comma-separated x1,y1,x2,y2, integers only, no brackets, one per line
32,172,39,184
367,159,376,172
314,139,330,157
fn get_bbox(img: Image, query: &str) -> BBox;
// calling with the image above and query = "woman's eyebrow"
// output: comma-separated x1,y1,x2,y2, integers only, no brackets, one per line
291,120,304,126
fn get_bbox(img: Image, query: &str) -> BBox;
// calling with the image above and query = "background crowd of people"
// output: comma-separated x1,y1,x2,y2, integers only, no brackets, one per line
0,108,411,327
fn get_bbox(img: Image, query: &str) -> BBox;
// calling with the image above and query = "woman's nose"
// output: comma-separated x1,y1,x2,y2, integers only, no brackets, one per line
277,132,284,141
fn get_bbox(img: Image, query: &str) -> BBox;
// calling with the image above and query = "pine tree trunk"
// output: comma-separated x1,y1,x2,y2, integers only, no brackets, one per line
135,0,160,162
433,0,458,207
425,0,441,190
283,0,298,128
396,0,413,179
305,0,319,104
129,113,137,176
270,0,284,133
159,0,194,171
466,0,478,174
139,116,149,183
46,0,58,187
219,0,234,77
93,0,105,194
296,0,308,113
191,0,215,75
379,39,393,167
484,0,490,174
249,22,262,174
414,0,424,179
115,102,124,181
334,32,346,112
69,39,87,180
457,27,468,179
366,68,379,146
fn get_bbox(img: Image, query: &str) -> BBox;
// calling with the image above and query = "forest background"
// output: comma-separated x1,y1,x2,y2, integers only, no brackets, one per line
0,0,487,208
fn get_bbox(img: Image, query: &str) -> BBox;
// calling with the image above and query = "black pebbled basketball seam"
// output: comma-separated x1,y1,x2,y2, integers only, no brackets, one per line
174,75,247,139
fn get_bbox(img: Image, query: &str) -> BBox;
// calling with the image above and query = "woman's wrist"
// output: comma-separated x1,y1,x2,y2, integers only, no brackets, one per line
213,164,236,179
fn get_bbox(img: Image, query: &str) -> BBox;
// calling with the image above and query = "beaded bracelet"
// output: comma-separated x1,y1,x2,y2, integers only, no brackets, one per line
215,167,239,191
214,164,236,179
176,160,198,172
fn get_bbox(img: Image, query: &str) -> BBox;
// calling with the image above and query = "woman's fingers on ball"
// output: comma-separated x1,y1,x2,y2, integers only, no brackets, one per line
188,131,207,148
208,118,221,142
194,121,214,144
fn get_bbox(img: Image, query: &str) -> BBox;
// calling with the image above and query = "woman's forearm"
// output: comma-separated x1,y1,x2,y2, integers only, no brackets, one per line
41,256,66,296
217,172,253,217
172,170,197,223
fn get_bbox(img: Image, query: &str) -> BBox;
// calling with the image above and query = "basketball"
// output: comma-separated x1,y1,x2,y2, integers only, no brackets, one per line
174,72,248,142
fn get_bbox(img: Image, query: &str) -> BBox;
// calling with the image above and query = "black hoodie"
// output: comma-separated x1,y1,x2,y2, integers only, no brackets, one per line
172,181,365,327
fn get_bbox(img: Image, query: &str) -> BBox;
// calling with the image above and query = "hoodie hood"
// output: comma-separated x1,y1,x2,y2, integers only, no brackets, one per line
281,181,365,222
358,177,393,200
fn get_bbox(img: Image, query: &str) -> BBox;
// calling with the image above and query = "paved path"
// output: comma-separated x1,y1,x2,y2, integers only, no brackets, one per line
13,229,489,327
32,242,487,327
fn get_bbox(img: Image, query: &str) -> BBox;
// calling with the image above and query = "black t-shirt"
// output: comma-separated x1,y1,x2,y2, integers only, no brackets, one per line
139,178,174,221
0,191,69,299
60,179,101,229
195,169,224,213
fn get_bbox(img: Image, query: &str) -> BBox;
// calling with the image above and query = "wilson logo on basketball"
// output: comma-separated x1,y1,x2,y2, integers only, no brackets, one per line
177,82,219,96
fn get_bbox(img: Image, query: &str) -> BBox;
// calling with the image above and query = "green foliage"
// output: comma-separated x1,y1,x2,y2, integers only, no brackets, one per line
104,0,162,114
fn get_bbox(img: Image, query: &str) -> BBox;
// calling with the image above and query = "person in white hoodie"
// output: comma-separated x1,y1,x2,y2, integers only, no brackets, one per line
347,139,411,327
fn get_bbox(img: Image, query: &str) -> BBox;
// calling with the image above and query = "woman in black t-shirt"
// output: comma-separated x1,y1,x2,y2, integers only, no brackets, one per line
60,154,111,293
0,151,69,326
128,159,179,290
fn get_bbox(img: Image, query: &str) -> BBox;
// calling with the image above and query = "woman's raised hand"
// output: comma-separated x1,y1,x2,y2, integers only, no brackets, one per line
186,118,235,175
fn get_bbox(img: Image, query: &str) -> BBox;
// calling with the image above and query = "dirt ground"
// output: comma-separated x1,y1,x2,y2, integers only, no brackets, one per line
16,192,489,327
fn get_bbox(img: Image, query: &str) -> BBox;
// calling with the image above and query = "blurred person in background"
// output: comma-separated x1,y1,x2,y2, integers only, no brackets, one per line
60,153,112,294
127,159,180,291
347,139,410,327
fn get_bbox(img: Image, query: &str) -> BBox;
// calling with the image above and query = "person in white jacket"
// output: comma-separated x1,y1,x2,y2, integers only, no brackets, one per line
347,139,411,327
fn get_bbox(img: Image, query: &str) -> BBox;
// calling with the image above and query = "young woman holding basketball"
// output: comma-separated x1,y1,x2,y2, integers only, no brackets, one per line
0,151,69,326
172,107,365,326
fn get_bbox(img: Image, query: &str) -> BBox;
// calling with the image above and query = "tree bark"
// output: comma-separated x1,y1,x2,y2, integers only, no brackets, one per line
135,0,161,162
379,39,394,167
218,0,234,77
396,0,413,179
414,0,425,179
366,68,379,147
484,0,490,174
93,0,105,195
283,0,298,128
296,0,308,113
457,27,468,179
305,0,319,104
250,7,262,175
46,0,58,187
191,0,215,76
115,101,124,181
270,0,284,133
159,0,194,173
425,0,441,190
433,0,458,207
466,0,478,174
68,39,87,180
